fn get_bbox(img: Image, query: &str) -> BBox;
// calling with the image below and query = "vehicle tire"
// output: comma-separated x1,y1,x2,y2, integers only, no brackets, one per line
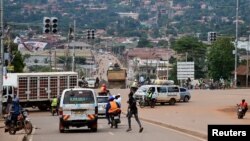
238,114,243,119
90,121,98,132
183,96,189,102
24,121,33,135
2,105,7,114
38,106,48,111
91,127,97,132
8,123,16,135
115,122,118,128
111,120,115,128
169,98,176,105
59,121,64,133
139,101,145,108
150,100,156,108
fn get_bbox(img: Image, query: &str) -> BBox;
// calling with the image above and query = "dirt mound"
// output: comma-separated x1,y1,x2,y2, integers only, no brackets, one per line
217,106,237,113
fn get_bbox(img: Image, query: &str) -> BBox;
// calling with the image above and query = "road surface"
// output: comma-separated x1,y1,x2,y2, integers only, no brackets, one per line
27,111,202,141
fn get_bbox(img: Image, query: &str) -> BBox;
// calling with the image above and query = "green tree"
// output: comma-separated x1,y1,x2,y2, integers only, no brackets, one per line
207,37,235,81
4,41,25,72
12,51,25,72
168,62,178,85
137,38,153,48
157,40,168,48
173,36,207,79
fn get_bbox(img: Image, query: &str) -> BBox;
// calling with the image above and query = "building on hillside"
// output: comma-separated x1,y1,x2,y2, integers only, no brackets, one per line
117,12,139,20
235,65,250,87
66,41,92,50
125,48,175,81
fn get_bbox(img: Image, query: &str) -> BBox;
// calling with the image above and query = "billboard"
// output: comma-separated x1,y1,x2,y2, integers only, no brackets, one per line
177,62,194,80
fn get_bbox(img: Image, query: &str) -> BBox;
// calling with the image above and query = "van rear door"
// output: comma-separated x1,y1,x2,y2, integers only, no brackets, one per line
61,89,97,120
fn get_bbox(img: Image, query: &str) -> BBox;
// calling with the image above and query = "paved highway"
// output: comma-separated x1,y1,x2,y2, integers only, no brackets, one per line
27,111,202,141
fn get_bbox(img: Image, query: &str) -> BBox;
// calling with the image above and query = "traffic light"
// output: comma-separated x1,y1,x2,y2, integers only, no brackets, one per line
91,29,95,39
208,32,217,42
51,17,58,34
43,17,51,34
87,30,91,39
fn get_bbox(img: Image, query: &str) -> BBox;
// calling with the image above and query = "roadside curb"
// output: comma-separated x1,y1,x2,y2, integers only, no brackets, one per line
140,117,207,140
121,112,206,140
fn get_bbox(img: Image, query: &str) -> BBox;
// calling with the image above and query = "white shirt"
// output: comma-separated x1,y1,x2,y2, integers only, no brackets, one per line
115,97,121,107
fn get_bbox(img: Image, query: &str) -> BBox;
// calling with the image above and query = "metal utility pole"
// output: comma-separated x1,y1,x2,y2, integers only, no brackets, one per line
49,45,52,71
0,0,3,116
54,51,57,71
246,35,250,87
234,0,239,88
72,20,76,72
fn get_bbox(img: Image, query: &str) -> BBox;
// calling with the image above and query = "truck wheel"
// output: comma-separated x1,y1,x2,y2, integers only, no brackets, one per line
38,106,48,111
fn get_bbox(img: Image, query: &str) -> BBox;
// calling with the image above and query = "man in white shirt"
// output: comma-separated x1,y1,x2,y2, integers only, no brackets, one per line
114,94,121,107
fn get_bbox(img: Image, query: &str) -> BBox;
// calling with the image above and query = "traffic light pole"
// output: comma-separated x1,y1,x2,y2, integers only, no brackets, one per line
72,20,76,72
0,0,3,116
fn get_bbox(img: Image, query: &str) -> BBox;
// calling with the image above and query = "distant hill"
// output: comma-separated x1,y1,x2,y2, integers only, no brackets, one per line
4,0,250,40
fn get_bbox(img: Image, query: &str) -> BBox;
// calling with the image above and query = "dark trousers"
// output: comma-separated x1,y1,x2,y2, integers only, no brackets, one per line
127,110,142,129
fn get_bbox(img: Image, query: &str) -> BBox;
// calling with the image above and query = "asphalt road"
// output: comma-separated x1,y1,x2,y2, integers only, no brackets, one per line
27,111,201,141
94,52,123,82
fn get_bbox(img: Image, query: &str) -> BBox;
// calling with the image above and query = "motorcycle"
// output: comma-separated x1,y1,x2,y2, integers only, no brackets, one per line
237,104,245,119
109,112,121,128
4,109,33,135
139,96,156,108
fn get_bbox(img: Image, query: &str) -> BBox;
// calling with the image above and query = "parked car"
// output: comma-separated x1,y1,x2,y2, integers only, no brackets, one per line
179,87,191,102
96,95,109,117
134,85,181,105
58,88,98,133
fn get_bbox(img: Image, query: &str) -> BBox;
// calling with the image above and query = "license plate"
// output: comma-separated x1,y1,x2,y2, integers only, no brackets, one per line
72,111,85,115
114,116,119,119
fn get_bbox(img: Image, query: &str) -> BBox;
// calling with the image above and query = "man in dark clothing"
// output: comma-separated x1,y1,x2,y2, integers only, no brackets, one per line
95,77,100,88
126,89,143,133
11,95,22,124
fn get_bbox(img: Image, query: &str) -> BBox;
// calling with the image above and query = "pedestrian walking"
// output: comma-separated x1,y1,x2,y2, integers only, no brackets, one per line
126,88,143,133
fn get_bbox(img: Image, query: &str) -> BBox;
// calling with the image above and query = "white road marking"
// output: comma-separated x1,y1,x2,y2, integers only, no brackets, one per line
145,121,206,141
108,132,114,136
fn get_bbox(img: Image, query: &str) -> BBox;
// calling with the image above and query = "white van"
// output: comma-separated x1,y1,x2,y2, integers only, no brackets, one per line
59,88,98,133
134,85,181,105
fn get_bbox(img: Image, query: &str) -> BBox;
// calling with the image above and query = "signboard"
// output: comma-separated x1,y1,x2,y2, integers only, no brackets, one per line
177,62,194,80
